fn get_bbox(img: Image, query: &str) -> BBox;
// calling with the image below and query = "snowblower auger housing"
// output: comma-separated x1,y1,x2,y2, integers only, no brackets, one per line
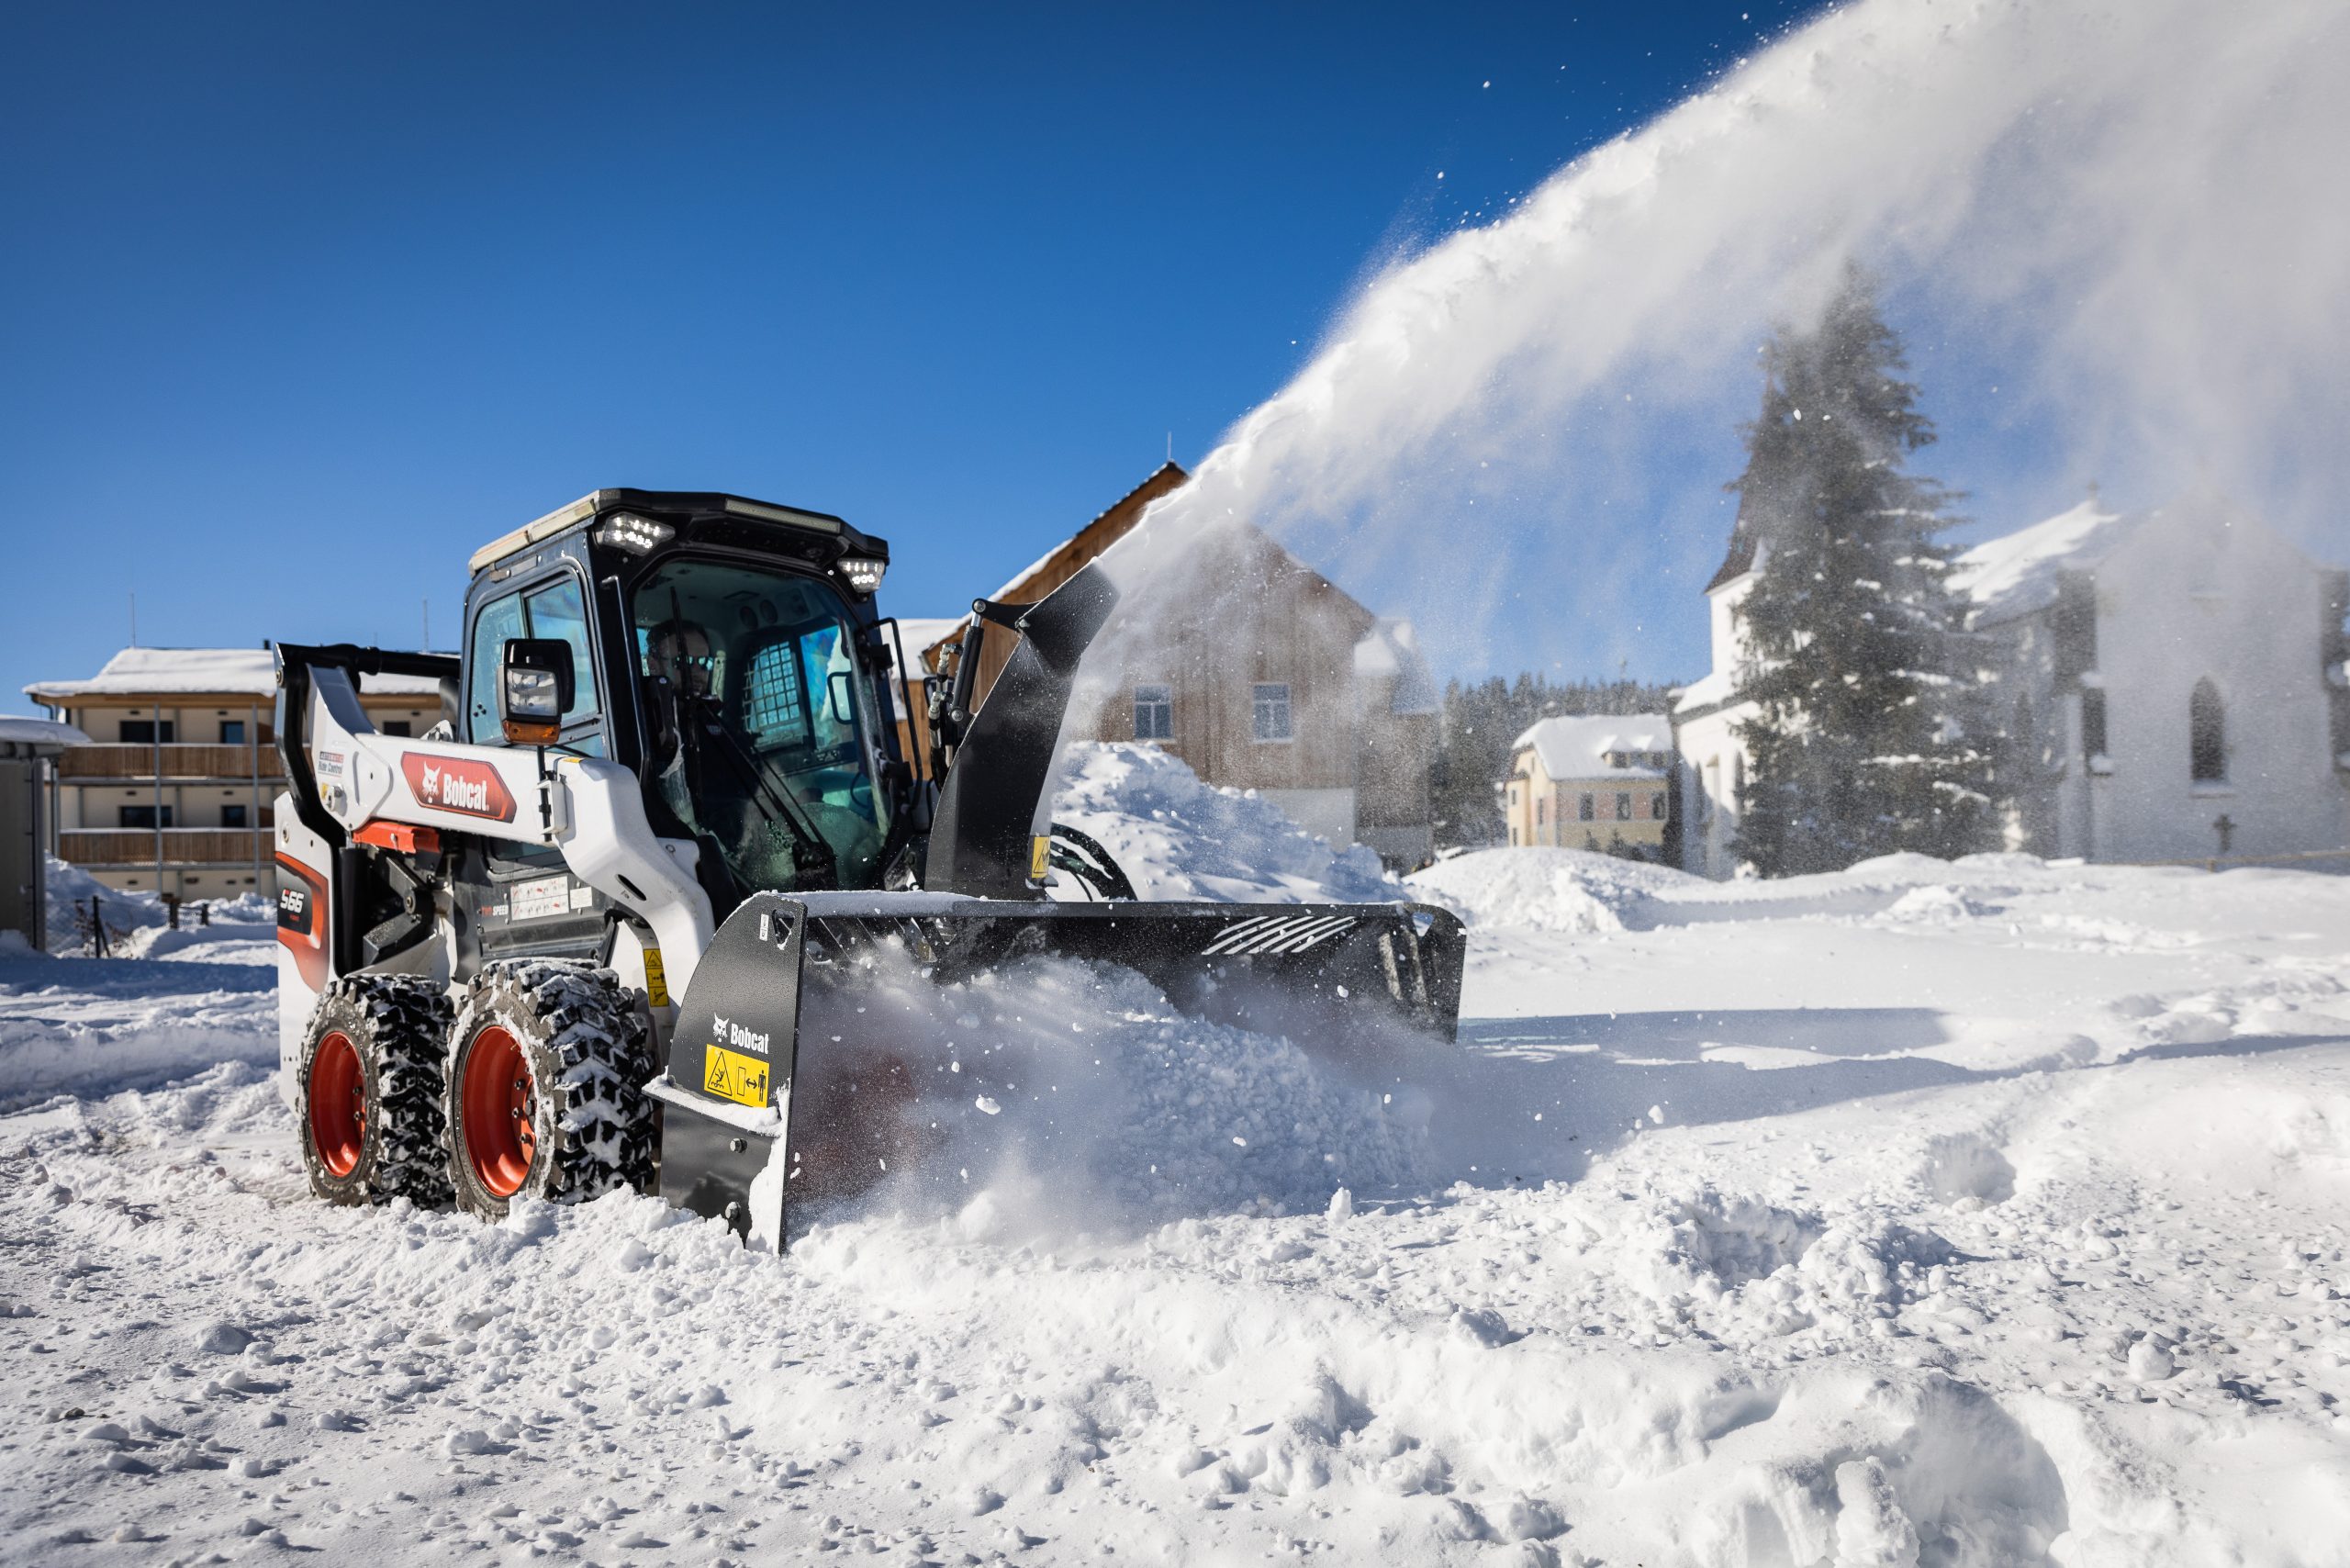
270,486,1466,1246
648,887,1463,1244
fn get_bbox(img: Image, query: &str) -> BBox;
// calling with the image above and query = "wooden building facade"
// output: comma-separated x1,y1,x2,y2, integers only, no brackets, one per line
920,465,1438,868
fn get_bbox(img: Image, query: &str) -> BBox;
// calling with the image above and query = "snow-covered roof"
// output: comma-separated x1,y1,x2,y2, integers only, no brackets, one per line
1511,714,1673,780
1671,669,1735,715
1353,620,1438,716
1949,500,2133,626
0,715,87,756
26,647,447,703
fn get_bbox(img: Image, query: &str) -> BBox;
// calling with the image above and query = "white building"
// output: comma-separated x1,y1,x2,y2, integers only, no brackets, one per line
1953,492,2350,864
1670,490,2350,875
1668,528,1766,878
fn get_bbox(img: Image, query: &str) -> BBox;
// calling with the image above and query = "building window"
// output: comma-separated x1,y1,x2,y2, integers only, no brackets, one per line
222,804,248,828
1650,791,1667,821
1537,798,1548,825
2079,688,2108,760
383,720,412,737
1251,683,1292,742
120,804,174,829
1509,827,1519,846
1615,791,1632,821
120,720,176,744
2190,678,2226,781
220,720,246,745
1134,683,1173,740
1578,793,1595,822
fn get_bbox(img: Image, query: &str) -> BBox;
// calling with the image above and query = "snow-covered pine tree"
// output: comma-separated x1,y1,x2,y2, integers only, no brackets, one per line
1728,266,1994,875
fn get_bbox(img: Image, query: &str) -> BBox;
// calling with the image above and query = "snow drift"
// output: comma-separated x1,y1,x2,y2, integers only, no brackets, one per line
1046,742,1403,904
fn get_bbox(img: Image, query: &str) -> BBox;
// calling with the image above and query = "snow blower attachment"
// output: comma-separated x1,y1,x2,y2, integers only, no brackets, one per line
270,487,1463,1247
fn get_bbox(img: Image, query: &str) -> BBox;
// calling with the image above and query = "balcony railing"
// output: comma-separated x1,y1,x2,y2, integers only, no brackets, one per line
60,828,273,868
57,744,284,782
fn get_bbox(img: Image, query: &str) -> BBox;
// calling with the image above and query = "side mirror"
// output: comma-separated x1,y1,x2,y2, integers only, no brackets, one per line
500,638,576,745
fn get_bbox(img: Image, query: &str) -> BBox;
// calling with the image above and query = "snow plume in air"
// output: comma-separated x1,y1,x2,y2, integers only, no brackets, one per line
1091,0,2350,674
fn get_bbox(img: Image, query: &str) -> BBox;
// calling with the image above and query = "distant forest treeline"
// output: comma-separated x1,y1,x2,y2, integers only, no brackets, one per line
1432,674,1682,847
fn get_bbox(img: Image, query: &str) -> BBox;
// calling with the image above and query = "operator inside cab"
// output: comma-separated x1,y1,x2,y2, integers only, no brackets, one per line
632,558,888,897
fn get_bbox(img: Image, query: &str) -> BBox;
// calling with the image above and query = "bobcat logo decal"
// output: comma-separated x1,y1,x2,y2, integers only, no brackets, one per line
399,753,517,822
711,1013,770,1055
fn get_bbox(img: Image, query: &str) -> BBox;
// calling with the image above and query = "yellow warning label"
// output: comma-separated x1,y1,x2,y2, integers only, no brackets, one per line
641,947,670,1009
703,1044,770,1108
1029,834,1051,882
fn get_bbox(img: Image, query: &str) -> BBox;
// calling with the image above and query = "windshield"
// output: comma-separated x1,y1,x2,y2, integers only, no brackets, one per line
631,557,887,894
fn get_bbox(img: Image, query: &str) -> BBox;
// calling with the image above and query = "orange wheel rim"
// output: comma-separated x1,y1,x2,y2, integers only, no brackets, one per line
462,1025,537,1197
308,1030,364,1178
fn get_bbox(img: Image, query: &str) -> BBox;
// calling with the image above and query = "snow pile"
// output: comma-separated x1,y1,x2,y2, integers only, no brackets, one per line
42,855,148,955
1047,742,1402,903
0,945,275,1111
1405,846,1691,932
1876,883,1998,924
42,857,272,958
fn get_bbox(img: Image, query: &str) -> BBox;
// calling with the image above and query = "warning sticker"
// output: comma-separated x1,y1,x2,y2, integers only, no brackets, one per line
703,1044,770,1108
1029,834,1050,882
641,947,670,1008
509,875,570,921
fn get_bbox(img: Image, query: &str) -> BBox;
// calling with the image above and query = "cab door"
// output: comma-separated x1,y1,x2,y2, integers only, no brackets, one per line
464,568,610,757
454,564,614,969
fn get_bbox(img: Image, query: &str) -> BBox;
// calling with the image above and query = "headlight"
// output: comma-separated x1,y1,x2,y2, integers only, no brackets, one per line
838,556,887,594
594,512,675,554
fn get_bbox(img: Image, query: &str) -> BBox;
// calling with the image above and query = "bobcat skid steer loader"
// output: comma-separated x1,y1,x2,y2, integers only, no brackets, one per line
274,488,1464,1247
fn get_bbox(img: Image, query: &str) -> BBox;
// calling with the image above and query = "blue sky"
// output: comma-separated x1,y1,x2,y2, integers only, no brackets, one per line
2,1,1832,709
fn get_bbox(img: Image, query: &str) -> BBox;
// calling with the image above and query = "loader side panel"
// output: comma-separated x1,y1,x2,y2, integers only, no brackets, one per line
273,803,332,1107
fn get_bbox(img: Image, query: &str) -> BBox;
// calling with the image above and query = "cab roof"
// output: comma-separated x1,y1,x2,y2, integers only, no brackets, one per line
467,488,874,577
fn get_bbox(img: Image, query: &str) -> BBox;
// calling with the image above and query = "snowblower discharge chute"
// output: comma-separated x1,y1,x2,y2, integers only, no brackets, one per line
270,487,1464,1246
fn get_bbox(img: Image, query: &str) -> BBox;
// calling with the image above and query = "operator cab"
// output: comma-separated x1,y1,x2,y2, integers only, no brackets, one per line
460,489,920,913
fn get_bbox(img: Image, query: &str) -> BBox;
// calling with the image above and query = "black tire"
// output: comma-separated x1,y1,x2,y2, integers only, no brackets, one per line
442,958,655,1220
297,974,455,1208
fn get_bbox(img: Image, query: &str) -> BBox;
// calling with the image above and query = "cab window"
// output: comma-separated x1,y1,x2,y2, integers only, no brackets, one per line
632,557,885,893
466,574,604,753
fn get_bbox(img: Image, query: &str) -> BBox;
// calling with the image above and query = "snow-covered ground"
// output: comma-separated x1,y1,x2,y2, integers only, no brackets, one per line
5,835,2348,1564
